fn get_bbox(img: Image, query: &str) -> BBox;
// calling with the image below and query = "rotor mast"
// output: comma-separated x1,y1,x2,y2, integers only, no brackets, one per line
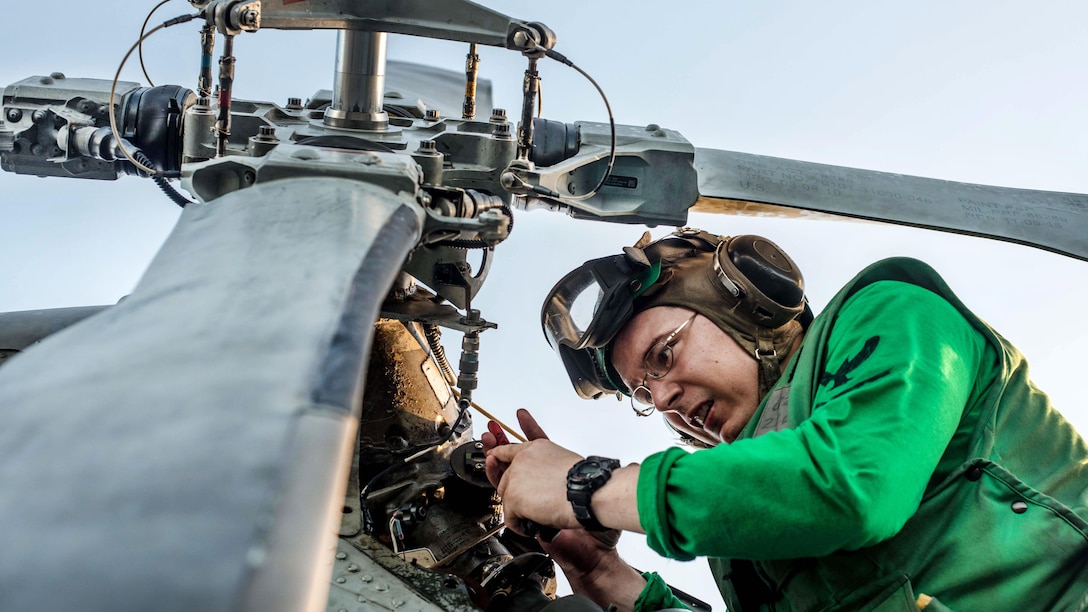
325,30,389,131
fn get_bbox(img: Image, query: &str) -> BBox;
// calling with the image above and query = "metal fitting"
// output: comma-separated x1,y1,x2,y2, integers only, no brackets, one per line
489,108,507,124
425,109,441,122
248,124,279,157
285,97,303,110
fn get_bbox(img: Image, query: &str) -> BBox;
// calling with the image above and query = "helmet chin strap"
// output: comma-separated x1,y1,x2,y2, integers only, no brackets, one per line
755,328,782,399
754,324,803,399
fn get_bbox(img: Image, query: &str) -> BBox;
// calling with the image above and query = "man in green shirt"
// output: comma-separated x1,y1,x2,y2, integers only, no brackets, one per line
485,228,1088,611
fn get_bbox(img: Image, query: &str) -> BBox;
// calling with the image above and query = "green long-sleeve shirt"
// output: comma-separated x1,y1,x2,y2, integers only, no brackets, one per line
635,280,994,606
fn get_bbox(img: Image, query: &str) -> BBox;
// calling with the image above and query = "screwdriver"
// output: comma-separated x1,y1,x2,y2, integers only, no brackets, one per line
488,420,560,543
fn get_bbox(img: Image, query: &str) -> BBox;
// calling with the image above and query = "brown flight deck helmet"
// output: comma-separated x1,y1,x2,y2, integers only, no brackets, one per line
630,228,811,401
541,227,811,423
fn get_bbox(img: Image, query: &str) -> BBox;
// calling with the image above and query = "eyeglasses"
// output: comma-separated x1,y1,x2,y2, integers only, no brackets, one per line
630,312,698,416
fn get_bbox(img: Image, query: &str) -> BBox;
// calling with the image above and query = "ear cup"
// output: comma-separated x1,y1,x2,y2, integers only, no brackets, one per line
728,235,805,310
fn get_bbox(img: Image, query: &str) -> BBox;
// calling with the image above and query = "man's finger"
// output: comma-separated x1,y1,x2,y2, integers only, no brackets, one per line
481,431,498,452
517,408,550,441
484,454,505,488
486,443,523,463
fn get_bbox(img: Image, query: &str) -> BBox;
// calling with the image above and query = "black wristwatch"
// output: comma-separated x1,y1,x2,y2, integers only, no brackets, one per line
566,456,621,531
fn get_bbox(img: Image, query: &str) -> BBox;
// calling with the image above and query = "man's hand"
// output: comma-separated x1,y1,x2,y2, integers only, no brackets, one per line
483,409,583,533
483,410,646,611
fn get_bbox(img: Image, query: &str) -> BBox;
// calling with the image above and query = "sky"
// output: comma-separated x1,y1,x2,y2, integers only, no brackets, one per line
2,1,1088,608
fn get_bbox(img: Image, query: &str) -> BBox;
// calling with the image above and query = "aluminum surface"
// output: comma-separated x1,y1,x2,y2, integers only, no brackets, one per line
696,148,1088,261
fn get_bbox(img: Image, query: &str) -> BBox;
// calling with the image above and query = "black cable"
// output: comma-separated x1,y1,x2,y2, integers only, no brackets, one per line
360,398,472,534
138,0,174,86
132,148,196,208
542,48,617,201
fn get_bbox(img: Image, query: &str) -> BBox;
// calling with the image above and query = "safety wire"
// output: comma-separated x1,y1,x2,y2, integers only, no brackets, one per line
138,0,174,85
109,12,200,176
536,45,617,202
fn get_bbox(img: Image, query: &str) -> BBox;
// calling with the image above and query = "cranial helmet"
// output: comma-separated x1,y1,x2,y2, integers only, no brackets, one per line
541,227,811,405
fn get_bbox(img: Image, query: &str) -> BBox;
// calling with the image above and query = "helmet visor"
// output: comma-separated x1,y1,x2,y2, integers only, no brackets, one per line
542,252,660,352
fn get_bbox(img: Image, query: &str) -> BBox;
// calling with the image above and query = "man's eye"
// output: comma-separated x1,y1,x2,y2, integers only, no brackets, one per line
645,343,672,377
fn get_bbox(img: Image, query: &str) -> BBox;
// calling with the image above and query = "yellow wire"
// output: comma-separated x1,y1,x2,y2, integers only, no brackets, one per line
452,390,527,442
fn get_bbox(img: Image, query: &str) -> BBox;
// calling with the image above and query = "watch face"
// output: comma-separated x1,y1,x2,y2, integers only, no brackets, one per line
570,458,613,484
573,461,606,480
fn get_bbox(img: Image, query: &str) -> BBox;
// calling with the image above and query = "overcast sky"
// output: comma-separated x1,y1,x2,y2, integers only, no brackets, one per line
2,1,1087,607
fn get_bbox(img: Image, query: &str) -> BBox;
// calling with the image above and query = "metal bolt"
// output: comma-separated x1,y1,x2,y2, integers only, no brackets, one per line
286,97,303,110
490,108,508,123
258,125,275,138
5,108,21,123
418,139,437,152
425,109,440,121
492,123,511,139
50,72,65,80
32,110,47,123
474,441,483,449
473,463,485,471
240,9,259,27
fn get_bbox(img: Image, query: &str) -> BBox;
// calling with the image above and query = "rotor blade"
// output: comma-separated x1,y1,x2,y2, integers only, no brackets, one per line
694,148,1088,262
0,178,421,610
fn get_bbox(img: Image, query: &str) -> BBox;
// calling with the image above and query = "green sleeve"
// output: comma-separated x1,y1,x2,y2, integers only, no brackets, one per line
633,572,690,612
638,281,987,560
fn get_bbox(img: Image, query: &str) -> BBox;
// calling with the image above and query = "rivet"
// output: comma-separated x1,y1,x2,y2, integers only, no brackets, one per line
335,552,348,560
346,563,360,573
375,583,388,592
1011,500,1028,514
360,575,373,583
965,466,982,481
335,576,347,584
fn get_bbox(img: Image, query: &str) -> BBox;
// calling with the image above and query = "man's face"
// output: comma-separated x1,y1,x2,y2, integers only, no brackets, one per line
611,305,760,445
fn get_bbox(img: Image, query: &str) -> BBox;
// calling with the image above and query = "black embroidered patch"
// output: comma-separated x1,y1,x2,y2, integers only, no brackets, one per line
820,336,880,389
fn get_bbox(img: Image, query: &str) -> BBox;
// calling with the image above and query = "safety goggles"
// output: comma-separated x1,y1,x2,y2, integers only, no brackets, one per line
540,248,661,399
541,248,660,352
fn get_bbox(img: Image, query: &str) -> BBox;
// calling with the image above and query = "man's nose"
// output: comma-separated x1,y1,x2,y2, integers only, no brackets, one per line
647,377,681,413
